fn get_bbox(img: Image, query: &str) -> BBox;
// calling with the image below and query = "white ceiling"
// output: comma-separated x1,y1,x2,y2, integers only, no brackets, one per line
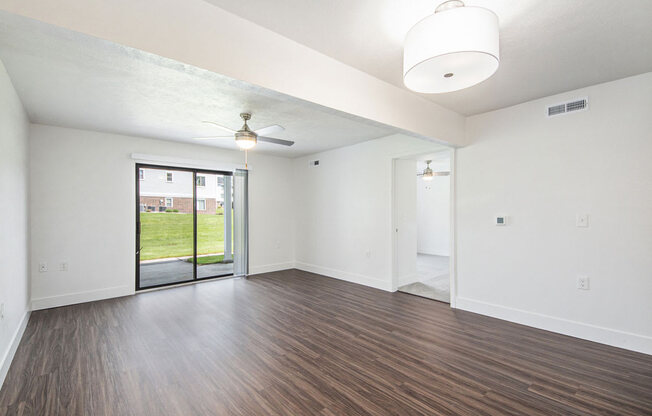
0,12,406,157
205,0,652,115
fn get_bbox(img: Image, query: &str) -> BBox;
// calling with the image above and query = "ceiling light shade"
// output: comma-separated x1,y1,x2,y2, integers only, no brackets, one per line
422,172,434,181
403,1,499,93
235,131,257,149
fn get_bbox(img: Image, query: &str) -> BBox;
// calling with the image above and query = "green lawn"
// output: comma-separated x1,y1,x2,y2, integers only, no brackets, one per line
139,212,232,261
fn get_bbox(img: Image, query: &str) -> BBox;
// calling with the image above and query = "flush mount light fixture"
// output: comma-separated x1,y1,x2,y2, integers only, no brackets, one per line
403,0,499,93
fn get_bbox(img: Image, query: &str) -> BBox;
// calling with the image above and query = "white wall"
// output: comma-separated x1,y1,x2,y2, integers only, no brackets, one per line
417,157,450,256
395,159,417,286
293,134,446,291
29,124,294,309
457,72,652,354
0,61,30,385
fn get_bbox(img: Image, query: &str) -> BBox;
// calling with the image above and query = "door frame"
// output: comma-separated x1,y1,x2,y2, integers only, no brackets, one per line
135,163,234,291
390,148,456,307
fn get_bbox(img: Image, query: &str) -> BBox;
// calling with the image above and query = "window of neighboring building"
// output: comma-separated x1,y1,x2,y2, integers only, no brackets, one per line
165,198,173,208
166,172,173,182
139,203,146,212
196,175,206,187
139,169,144,180
197,199,206,211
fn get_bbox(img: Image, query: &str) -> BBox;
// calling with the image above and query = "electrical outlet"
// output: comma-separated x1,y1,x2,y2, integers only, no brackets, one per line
39,262,48,273
577,275,590,290
576,214,589,228
59,262,69,271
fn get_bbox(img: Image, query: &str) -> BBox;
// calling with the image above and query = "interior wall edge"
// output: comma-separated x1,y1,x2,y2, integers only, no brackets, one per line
0,311,30,390
455,297,652,355
0,58,30,391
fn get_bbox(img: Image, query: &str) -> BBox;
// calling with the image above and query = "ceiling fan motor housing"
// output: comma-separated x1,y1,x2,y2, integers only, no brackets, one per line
235,112,258,148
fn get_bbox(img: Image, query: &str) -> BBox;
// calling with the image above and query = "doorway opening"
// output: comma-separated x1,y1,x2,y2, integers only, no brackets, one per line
393,150,452,303
136,164,234,290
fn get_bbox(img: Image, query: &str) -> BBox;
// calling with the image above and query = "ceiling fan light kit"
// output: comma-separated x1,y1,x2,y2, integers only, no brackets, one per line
194,113,294,151
234,113,257,150
418,160,450,181
403,0,500,94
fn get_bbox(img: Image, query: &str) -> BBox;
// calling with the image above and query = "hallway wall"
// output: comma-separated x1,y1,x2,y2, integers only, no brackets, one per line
416,157,450,256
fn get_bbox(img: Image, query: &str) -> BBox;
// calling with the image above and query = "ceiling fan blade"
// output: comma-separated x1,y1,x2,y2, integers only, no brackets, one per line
201,121,236,134
254,124,284,137
192,135,233,140
433,171,450,176
258,136,295,146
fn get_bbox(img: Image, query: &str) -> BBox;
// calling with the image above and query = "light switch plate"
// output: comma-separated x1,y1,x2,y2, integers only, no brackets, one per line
577,275,590,290
576,214,589,227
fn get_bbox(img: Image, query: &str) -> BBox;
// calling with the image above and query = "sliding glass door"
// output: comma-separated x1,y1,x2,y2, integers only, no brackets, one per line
195,172,234,279
136,164,234,290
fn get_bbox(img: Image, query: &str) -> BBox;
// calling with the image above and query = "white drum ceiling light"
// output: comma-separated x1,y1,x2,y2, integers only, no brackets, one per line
403,0,499,94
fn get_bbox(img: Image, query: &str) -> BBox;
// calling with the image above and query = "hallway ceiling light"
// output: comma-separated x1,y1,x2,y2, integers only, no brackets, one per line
403,0,500,93
418,160,450,181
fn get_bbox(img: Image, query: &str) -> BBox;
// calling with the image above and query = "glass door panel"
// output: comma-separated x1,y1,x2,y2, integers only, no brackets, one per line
137,167,194,288
195,173,234,279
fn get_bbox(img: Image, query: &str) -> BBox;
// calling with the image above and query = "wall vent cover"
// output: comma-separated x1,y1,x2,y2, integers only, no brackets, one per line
547,98,588,117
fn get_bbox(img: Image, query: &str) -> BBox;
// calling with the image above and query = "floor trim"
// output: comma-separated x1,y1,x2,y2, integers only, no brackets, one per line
0,310,30,390
295,261,393,291
456,296,652,355
249,262,295,276
31,285,134,311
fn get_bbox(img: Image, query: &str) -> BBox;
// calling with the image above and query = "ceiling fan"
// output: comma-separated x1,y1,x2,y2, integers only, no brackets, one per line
417,160,450,181
194,113,294,150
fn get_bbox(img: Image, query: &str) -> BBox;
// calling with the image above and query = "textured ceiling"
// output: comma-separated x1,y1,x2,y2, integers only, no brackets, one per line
0,12,405,157
205,0,652,115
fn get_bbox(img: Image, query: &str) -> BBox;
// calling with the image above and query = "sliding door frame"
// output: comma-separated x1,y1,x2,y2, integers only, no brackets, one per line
135,163,234,291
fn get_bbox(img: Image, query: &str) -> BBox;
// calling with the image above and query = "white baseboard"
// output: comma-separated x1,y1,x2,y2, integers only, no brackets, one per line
0,310,30,389
31,285,134,311
455,297,652,355
248,262,295,276
294,261,393,292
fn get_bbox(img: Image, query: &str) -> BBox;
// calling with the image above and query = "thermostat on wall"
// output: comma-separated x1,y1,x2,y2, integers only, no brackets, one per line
495,216,507,226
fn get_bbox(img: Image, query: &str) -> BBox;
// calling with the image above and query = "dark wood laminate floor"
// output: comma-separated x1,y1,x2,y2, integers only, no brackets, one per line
1,270,651,415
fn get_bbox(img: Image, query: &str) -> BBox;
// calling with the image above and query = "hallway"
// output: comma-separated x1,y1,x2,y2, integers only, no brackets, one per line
398,254,450,303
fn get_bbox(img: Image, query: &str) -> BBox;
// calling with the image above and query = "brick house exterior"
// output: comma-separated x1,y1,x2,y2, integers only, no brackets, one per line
138,168,225,214
139,196,217,214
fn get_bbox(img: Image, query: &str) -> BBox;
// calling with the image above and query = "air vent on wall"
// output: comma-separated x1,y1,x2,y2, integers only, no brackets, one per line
547,97,588,117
